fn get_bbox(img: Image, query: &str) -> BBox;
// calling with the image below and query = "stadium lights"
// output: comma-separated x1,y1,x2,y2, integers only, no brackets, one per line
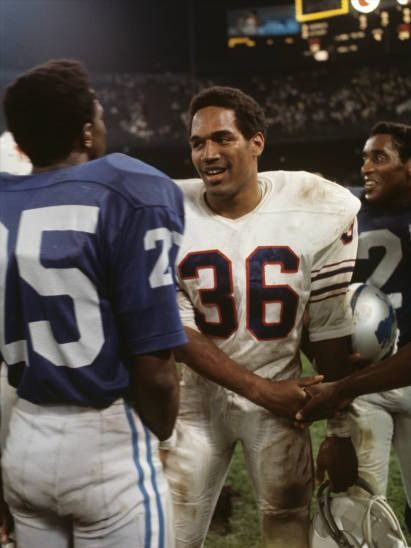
351,0,381,14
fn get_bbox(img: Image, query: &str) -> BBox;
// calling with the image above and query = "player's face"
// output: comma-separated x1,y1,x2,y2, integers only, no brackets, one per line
89,100,107,159
189,106,263,200
361,134,411,206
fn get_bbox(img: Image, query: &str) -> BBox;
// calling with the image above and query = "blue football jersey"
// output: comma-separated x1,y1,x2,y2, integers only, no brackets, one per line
350,187,411,347
0,153,187,406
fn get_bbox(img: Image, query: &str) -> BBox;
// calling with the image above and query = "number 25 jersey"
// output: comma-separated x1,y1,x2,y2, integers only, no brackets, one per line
0,153,186,406
176,171,360,379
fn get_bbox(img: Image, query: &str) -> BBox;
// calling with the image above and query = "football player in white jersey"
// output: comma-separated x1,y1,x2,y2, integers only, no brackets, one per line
0,60,186,548
164,86,360,547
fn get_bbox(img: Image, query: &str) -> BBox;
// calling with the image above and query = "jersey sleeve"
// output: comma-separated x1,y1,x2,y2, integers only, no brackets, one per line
109,204,187,355
307,218,358,342
177,285,199,332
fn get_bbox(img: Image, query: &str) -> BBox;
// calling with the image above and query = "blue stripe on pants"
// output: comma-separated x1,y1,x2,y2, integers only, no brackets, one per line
144,425,165,548
124,402,152,548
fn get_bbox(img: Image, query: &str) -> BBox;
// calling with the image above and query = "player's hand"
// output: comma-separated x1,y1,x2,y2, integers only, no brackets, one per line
316,436,358,492
256,375,323,420
295,381,351,423
0,496,14,545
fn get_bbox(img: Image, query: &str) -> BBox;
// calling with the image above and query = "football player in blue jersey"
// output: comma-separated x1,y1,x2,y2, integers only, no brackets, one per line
298,121,411,532
0,59,186,547
350,121,411,533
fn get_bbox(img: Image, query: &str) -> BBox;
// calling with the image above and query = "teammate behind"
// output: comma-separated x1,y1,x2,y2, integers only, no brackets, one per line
0,59,186,547
349,122,411,531
296,129,411,515
165,86,360,547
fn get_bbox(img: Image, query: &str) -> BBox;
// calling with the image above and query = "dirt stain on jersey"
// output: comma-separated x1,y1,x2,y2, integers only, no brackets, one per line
298,180,327,205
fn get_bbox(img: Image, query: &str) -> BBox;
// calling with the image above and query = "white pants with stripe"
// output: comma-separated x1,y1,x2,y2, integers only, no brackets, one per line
2,398,174,548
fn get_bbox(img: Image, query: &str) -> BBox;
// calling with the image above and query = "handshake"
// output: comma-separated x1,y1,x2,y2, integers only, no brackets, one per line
255,373,355,425
295,377,352,425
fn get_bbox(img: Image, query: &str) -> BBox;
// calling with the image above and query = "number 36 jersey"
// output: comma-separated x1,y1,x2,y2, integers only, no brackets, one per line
0,153,186,406
176,172,360,379
351,189,411,348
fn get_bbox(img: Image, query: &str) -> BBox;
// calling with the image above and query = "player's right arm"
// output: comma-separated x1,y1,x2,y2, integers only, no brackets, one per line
176,291,322,418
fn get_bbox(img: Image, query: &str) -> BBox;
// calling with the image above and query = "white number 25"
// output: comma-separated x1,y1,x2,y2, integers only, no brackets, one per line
0,205,104,368
0,206,179,369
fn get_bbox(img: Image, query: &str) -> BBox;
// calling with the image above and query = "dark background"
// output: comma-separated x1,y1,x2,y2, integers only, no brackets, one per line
0,0,410,182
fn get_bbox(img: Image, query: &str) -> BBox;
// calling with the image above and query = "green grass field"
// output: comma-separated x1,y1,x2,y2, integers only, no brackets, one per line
204,356,411,547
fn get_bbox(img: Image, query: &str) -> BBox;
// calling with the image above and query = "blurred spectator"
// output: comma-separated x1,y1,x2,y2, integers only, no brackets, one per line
90,60,411,150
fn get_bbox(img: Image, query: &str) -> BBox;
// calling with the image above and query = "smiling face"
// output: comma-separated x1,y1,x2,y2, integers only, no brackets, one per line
361,133,411,207
189,106,264,203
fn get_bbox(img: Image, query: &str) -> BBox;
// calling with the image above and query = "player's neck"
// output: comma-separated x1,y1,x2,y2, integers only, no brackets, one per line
387,190,411,210
205,182,263,219
32,151,90,174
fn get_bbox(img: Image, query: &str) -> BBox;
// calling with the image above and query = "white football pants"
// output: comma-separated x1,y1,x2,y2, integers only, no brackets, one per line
165,369,313,548
2,397,175,548
349,385,411,506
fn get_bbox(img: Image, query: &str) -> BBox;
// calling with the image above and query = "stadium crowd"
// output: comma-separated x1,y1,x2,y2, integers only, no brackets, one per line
92,61,411,148
1,56,411,548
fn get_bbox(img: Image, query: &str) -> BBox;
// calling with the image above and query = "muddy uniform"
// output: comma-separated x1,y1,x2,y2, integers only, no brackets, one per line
167,171,360,547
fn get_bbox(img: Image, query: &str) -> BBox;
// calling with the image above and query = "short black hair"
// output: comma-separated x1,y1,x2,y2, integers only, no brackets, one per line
3,59,95,167
369,121,411,163
188,86,267,140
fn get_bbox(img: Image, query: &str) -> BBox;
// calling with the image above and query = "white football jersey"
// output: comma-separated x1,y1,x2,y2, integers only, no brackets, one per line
176,171,360,379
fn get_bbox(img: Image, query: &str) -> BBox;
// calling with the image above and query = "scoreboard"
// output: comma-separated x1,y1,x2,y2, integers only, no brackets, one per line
226,0,410,66
295,0,349,22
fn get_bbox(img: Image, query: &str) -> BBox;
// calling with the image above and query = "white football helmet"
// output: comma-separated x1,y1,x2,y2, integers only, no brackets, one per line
310,478,408,548
348,283,398,362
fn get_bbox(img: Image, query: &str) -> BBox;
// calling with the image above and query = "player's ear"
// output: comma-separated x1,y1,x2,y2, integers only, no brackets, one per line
250,132,265,158
82,122,94,150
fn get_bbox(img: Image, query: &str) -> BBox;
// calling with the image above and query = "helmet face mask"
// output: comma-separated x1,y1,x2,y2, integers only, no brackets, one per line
310,479,408,548
348,283,398,362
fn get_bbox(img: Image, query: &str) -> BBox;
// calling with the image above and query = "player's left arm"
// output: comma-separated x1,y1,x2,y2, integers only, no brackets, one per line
107,186,187,440
307,218,359,491
129,349,179,441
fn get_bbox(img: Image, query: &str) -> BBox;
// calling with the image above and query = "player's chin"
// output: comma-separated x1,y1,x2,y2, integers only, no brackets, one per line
205,180,231,196
363,189,382,204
